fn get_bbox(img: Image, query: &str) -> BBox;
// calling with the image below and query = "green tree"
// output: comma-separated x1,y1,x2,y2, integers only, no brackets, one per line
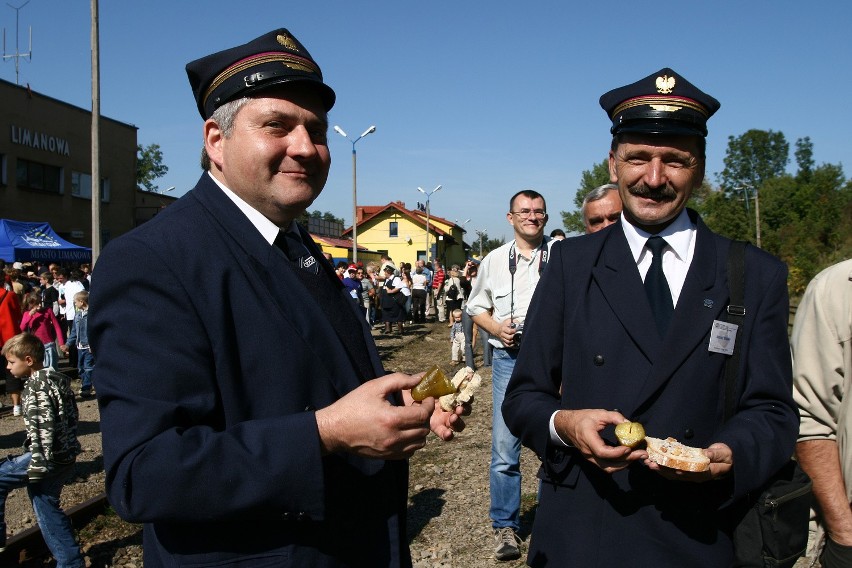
703,132,851,296
136,143,169,192
298,210,344,225
472,230,505,258
560,159,611,233
794,136,814,183
717,129,789,194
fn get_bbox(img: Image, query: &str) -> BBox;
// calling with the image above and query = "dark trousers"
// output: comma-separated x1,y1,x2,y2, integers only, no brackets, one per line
412,289,427,322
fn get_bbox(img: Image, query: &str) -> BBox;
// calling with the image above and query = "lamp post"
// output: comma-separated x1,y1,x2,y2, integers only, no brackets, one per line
417,184,442,262
456,218,471,258
333,124,376,263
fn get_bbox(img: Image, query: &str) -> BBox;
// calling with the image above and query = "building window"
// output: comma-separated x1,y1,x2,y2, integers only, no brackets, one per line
16,158,62,194
71,171,111,202
389,221,398,238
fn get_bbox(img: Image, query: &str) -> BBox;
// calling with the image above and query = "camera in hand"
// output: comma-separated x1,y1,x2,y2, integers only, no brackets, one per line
510,322,524,349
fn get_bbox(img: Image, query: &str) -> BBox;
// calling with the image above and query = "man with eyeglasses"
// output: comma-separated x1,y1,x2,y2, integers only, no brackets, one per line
466,189,552,561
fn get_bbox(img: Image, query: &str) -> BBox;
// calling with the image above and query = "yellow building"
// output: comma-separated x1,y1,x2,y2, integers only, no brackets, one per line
343,201,470,268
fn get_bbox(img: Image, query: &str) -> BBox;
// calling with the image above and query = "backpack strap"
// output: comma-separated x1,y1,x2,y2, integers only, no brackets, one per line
723,240,748,423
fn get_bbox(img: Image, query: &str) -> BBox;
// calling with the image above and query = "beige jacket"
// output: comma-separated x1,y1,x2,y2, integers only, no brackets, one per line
792,258,852,562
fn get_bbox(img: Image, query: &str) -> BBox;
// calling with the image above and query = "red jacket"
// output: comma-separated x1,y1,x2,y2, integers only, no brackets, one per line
0,288,22,345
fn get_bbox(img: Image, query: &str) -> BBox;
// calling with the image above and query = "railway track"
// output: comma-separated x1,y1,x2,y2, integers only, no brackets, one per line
2,493,109,566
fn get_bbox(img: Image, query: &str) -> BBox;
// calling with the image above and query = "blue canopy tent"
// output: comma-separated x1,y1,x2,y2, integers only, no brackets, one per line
0,219,91,263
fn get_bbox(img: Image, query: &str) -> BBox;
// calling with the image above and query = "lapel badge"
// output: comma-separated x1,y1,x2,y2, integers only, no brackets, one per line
703,298,714,308
656,74,676,94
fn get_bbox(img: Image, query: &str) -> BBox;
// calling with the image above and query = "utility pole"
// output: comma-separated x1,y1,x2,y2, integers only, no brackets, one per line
734,185,761,248
91,0,101,264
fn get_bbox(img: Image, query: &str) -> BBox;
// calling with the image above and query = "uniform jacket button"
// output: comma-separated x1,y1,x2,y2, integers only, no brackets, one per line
593,355,605,366
684,428,694,439
297,511,309,522
282,512,293,521
304,405,316,412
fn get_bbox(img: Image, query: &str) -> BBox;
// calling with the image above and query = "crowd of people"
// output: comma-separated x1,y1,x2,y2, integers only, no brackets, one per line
331,255,486,342
1,26,848,568
1,260,95,414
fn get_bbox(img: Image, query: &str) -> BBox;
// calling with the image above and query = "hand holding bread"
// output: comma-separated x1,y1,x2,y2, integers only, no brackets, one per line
614,422,711,473
615,422,732,478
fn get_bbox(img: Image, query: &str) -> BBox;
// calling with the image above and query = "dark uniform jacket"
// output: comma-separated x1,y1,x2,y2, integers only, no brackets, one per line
502,212,798,567
90,174,409,568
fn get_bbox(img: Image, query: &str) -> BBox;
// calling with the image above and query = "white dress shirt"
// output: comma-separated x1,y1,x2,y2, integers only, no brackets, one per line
209,172,297,243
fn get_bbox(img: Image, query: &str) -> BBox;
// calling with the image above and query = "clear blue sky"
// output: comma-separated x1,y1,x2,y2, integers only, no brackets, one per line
4,1,850,244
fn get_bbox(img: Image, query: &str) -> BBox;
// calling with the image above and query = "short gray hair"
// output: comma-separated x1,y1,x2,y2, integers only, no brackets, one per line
200,97,252,171
581,183,618,213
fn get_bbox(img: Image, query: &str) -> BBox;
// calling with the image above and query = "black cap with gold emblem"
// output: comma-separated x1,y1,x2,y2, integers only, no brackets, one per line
186,28,336,120
599,68,720,137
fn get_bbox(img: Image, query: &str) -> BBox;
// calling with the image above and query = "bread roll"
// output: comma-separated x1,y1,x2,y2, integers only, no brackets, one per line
439,367,482,412
645,436,710,472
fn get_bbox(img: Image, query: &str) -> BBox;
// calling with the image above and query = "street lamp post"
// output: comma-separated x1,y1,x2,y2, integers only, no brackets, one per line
456,218,471,258
417,185,442,262
333,124,376,263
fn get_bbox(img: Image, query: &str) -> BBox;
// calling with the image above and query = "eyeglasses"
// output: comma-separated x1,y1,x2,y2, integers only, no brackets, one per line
510,209,547,219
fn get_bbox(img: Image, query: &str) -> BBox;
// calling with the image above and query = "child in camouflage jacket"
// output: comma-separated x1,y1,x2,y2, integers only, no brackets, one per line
0,332,83,567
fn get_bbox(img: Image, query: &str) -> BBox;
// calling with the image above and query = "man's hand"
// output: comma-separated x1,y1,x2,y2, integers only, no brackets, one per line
553,409,643,473
495,319,520,348
316,373,433,460
644,442,733,482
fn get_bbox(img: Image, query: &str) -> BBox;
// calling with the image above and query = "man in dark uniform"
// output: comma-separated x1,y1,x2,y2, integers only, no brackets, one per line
502,68,798,567
90,29,466,567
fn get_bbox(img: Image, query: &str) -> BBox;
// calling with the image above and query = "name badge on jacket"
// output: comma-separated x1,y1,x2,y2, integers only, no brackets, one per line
708,320,738,355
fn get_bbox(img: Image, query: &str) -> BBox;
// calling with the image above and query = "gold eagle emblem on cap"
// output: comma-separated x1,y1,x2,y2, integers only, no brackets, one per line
277,33,300,52
656,75,676,94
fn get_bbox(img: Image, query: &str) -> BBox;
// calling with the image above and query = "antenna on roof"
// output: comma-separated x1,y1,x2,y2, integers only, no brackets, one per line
3,1,32,86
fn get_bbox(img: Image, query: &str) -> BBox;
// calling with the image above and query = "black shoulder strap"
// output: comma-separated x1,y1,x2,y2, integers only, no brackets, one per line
723,240,748,423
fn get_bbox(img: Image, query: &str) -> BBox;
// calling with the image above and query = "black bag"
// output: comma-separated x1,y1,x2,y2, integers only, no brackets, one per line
394,291,408,307
446,281,459,300
724,241,812,568
732,461,813,568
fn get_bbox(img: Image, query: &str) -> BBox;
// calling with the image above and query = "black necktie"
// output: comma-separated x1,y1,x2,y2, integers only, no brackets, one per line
274,230,319,274
644,236,674,336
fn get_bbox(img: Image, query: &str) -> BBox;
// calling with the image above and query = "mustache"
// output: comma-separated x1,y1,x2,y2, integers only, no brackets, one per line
628,183,677,200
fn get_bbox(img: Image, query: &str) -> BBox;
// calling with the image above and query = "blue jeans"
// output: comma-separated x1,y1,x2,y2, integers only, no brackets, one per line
490,347,521,530
0,453,83,567
77,347,95,392
43,342,60,371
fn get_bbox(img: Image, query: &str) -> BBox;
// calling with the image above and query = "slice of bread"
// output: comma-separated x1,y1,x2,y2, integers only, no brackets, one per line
439,367,482,412
645,436,710,472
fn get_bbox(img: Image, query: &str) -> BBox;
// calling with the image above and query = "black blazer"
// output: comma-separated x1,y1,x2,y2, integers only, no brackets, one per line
91,174,410,567
503,213,798,567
